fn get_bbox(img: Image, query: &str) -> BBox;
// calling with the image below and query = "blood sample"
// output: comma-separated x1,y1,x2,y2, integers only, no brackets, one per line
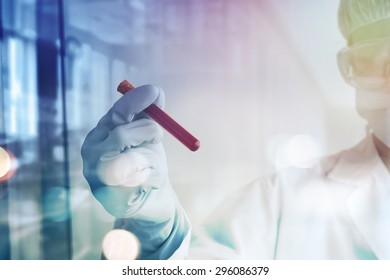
117,80,200,152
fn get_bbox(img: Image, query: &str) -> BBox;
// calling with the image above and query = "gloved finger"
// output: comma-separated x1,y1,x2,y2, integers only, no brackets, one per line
84,85,165,143
93,181,175,220
96,143,168,188
93,185,153,218
83,119,163,163
102,84,165,130
97,150,152,187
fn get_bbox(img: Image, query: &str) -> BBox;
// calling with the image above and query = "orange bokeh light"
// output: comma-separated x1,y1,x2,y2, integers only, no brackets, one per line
0,147,18,182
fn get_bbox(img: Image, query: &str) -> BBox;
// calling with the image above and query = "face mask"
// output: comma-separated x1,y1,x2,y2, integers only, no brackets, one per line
355,87,390,147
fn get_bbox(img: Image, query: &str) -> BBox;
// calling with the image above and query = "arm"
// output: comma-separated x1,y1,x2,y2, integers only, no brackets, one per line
81,85,191,259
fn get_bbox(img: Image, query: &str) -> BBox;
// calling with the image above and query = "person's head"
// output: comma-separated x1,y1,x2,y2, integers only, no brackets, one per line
338,0,390,147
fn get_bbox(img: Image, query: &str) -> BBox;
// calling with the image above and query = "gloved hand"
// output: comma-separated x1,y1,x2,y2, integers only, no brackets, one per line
81,85,190,259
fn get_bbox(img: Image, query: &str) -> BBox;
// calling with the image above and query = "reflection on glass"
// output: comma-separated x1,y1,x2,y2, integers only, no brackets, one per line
1,0,71,260
1,0,354,260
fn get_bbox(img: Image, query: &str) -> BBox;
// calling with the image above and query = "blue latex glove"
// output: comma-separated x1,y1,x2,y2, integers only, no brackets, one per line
81,85,190,259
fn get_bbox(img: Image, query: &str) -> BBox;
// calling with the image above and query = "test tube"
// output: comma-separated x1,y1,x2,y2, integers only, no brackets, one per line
117,80,200,152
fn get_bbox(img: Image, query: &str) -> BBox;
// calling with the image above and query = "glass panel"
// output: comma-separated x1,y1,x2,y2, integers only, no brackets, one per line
63,0,361,259
1,0,364,260
0,0,71,259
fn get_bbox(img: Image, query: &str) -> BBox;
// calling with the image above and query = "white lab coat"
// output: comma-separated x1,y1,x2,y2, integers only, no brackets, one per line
172,133,390,259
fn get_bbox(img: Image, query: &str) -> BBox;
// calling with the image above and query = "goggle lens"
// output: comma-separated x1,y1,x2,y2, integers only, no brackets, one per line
338,40,390,89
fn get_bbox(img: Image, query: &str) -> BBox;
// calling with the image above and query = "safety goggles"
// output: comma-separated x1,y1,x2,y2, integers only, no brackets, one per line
337,38,390,90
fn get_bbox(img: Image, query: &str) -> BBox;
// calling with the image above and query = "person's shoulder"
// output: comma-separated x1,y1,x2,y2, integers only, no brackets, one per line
235,140,366,197
318,149,345,176
245,149,346,190
318,138,368,176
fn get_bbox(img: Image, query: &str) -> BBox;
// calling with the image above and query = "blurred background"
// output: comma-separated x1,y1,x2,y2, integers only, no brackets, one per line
0,0,366,259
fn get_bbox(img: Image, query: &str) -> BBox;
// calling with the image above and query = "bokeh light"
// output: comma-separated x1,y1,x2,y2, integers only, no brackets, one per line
102,229,140,260
0,147,17,182
268,134,323,169
0,146,11,177
43,187,69,222
286,134,323,168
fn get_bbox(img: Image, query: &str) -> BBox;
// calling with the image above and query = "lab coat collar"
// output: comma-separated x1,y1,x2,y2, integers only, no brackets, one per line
327,133,382,186
329,133,390,259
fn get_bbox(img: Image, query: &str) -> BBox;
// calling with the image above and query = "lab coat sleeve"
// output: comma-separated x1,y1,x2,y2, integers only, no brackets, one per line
188,176,281,259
